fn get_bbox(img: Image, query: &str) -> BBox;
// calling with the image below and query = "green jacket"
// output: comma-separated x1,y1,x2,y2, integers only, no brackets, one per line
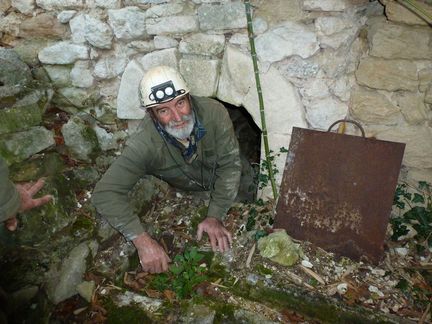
0,157,20,222
92,96,241,240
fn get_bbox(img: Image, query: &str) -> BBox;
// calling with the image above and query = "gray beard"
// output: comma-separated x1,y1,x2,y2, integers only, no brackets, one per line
164,112,194,140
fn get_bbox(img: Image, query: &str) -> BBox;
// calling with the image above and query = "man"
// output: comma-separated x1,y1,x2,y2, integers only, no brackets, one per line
0,157,52,231
92,66,241,274
0,157,52,323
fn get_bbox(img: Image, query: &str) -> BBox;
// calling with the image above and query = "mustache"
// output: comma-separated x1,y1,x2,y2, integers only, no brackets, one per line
167,113,193,127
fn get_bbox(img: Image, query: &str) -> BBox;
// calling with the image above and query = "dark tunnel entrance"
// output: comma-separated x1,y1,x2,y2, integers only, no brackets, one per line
217,99,262,202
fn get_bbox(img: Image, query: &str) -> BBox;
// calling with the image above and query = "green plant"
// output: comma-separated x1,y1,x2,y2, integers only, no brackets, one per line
246,207,258,231
397,0,432,23
245,0,278,200
391,181,432,252
151,246,208,299
254,147,288,191
170,246,208,299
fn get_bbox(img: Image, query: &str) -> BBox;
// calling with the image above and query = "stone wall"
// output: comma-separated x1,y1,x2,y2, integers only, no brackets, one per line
0,0,431,197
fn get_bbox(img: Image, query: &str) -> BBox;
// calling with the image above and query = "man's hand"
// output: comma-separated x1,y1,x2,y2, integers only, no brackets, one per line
17,179,53,213
5,178,52,232
133,232,171,273
197,217,232,253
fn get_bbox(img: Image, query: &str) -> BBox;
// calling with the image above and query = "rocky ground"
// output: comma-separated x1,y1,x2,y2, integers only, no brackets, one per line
13,186,430,323
0,146,431,323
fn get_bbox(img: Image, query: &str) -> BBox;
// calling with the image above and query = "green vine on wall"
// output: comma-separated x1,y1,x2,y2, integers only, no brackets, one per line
397,0,432,23
244,0,278,200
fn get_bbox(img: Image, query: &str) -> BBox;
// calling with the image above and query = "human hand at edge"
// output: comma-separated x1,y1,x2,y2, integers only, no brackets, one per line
5,178,53,232
133,232,171,273
197,217,232,253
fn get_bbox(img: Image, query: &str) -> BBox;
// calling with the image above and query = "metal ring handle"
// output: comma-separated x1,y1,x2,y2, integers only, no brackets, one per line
327,119,365,138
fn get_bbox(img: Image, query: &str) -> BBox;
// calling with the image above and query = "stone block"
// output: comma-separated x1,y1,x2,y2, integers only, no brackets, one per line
385,1,432,26
147,15,199,35
198,2,247,31
180,58,219,97
350,87,400,125
355,57,418,92
368,21,432,60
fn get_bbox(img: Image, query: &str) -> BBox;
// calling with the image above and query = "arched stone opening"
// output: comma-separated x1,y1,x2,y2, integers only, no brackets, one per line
217,99,262,202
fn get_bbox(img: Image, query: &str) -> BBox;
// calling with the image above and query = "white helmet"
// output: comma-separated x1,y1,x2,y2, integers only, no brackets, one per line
139,66,190,108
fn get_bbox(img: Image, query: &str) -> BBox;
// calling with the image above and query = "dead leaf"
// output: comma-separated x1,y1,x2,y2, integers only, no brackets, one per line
280,308,307,323
343,282,369,306
163,289,176,302
123,272,142,291
136,271,151,280
144,288,163,299
91,304,108,316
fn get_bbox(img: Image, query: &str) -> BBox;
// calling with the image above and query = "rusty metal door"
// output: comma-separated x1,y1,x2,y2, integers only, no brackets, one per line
274,120,405,263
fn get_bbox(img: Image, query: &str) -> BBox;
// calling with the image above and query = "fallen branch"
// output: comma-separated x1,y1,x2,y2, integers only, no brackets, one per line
299,265,326,285
419,302,431,324
246,243,256,268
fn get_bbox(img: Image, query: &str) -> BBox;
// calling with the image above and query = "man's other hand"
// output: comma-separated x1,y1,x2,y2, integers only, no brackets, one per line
17,179,53,213
133,232,171,273
197,217,232,253
5,178,53,232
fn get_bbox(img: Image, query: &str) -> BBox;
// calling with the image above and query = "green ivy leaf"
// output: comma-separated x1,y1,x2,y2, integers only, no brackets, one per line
418,181,430,190
403,207,430,225
395,201,405,209
255,229,268,241
412,193,425,204
170,265,184,275
404,192,412,200
174,254,185,263
390,217,409,241
395,278,409,292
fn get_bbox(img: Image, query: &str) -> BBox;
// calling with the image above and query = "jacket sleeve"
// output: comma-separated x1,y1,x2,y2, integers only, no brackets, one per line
0,158,20,222
91,140,151,241
206,107,241,220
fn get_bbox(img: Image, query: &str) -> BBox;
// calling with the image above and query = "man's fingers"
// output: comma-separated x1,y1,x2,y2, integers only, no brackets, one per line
27,179,45,196
20,183,33,190
209,234,217,252
217,236,225,252
5,217,18,231
30,195,53,208
223,228,233,246
220,236,229,252
142,261,155,273
161,258,169,272
139,250,171,274
196,224,203,241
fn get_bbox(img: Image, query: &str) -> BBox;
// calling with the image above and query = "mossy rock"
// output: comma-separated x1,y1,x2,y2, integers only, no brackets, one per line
9,152,64,182
17,179,76,244
0,243,51,292
61,115,101,162
71,212,96,240
103,298,152,324
0,126,55,164
231,281,403,324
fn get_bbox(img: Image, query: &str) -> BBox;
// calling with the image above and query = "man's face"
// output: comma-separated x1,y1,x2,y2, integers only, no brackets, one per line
152,95,194,140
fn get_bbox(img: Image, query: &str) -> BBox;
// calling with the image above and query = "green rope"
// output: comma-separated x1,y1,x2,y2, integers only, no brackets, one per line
244,0,278,200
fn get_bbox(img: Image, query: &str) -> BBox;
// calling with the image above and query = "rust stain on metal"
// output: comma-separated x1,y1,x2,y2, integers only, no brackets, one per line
274,125,405,264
